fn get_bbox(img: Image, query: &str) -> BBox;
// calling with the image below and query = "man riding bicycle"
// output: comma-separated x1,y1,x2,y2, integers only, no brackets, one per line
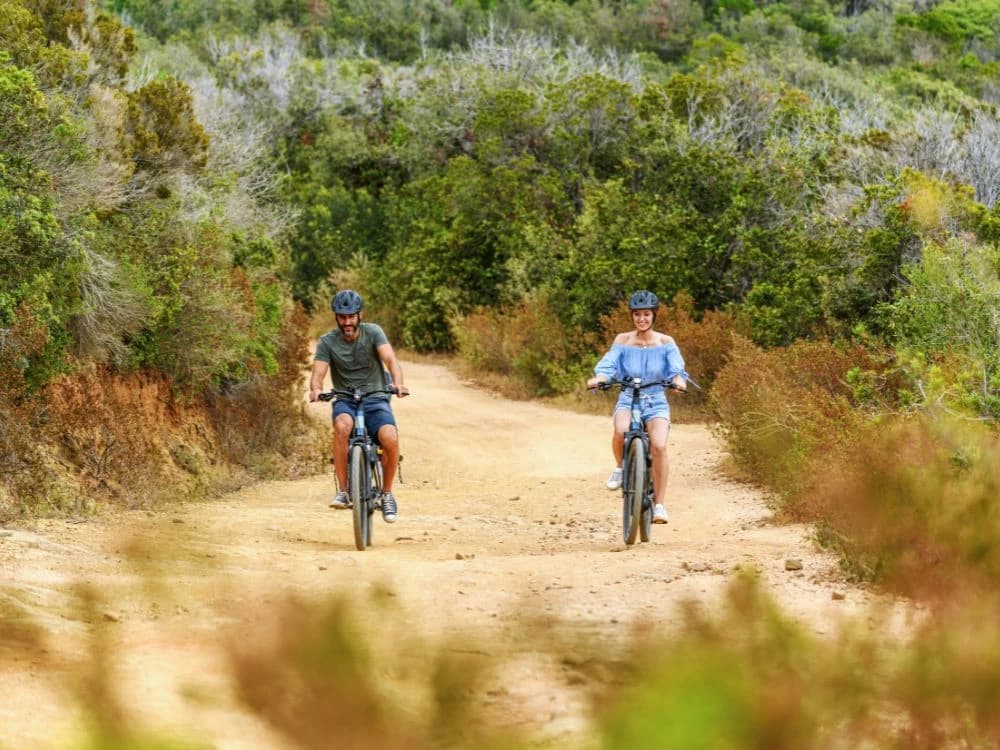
309,289,409,522
586,290,687,524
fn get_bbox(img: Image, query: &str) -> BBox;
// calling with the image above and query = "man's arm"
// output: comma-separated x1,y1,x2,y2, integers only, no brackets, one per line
309,360,329,402
376,342,408,397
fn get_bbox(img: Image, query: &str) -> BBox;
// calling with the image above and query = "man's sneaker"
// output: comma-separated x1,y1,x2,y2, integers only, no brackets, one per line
380,492,398,523
329,490,351,509
653,504,669,524
606,467,623,490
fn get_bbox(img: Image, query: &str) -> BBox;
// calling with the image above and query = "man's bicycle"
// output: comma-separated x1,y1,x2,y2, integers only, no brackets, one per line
318,386,397,551
593,378,685,545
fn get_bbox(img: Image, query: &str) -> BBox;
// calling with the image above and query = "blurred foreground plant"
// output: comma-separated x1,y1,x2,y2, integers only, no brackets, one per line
596,574,1000,750
43,574,1000,750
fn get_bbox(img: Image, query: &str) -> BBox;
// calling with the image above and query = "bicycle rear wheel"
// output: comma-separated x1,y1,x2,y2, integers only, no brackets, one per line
623,438,645,545
349,444,367,551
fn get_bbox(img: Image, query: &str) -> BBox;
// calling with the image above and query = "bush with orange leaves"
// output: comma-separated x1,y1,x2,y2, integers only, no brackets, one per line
1,304,323,522
711,334,1000,597
808,414,1000,595
453,294,601,399
710,335,884,512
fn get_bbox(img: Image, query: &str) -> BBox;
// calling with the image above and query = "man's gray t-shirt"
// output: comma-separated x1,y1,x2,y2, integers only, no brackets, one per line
315,323,390,398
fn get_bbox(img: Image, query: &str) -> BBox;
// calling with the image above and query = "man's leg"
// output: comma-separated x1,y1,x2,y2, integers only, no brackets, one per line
329,412,354,507
367,403,400,523
333,413,355,489
376,423,400,492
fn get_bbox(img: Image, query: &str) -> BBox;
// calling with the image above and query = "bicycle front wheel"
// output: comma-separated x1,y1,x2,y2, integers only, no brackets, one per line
639,480,653,543
623,438,645,545
350,444,367,551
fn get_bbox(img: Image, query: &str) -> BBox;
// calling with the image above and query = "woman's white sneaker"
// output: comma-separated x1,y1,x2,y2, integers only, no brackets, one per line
653,504,669,524
606,467,623,490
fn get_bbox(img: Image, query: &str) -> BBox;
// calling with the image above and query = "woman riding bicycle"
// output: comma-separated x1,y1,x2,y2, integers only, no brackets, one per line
586,290,687,524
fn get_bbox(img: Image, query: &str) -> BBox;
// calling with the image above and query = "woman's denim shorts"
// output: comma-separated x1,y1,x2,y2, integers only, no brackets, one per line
614,391,670,423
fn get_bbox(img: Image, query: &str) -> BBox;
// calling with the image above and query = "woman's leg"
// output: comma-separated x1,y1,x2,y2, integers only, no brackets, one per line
612,408,630,466
646,417,670,507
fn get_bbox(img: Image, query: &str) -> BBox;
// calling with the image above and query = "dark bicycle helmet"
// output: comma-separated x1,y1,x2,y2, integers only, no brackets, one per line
628,290,659,310
331,289,363,314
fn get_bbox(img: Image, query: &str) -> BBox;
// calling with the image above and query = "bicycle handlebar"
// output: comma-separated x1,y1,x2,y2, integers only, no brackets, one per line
589,378,688,393
316,386,402,403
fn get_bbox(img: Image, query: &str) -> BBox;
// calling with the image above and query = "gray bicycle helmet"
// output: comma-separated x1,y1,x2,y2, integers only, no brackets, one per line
331,289,363,314
628,290,659,310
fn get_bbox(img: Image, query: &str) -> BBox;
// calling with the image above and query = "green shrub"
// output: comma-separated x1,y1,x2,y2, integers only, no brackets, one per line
882,238,1000,419
899,0,1000,46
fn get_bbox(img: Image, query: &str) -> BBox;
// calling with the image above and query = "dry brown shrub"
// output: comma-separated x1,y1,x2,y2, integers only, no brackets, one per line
453,295,601,399
710,336,882,512
2,304,323,521
225,592,526,750
711,335,1000,599
807,416,1000,596
453,306,512,376
227,596,430,750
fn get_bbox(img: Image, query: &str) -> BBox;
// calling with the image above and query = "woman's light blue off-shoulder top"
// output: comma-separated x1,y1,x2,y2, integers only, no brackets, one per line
594,342,687,383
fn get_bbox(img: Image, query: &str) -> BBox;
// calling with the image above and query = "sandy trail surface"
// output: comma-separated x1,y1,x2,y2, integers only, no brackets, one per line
0,361,887,748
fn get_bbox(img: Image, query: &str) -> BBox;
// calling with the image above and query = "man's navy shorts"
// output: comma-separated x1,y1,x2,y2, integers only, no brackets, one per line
333,398,396,442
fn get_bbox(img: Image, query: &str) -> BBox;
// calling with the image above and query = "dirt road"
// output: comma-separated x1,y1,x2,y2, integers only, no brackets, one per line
0,361,881,748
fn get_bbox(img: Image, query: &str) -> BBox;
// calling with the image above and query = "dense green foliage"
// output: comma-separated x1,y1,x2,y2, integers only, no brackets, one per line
1,0,295,392
105,0,1000,411
1,0,315,517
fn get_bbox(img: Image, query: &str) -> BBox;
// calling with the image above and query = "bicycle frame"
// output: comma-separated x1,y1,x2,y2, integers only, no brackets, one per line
319,386,394,549
350,403,382,500
621,378,655,529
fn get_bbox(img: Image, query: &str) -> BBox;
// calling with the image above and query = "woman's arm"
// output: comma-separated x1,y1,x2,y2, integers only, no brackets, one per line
664,340,688,391
587,341,623,388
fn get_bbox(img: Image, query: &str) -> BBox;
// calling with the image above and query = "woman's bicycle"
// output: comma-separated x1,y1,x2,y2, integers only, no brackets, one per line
593,378,685,545
318,386,397,551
